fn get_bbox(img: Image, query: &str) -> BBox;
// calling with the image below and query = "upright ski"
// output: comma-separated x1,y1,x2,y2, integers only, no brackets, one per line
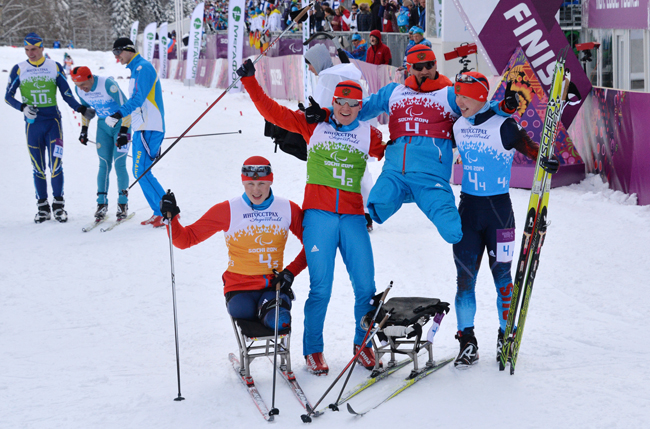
347,357,454,417
229,353,273,421
100,212,136,232
500,47,572,374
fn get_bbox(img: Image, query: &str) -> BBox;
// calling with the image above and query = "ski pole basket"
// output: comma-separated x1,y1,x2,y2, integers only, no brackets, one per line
230,317,292,378
367,297,450,378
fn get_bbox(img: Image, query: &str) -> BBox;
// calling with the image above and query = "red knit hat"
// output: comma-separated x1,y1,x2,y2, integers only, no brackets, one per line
406,44,436,65
241,156,273,182
71,66,93,82
454,71,490,102
333,80,363,103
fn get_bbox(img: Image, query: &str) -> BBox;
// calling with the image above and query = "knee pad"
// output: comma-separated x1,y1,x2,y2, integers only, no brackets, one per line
258,297,291,329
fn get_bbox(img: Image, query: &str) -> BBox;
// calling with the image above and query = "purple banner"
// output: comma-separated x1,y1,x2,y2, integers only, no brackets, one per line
478,0,592,127
585,0,649,29
570,88,650,205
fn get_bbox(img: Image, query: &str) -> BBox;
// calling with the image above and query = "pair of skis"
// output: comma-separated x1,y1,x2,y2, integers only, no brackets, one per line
499,47,574,375
81,212,136,232
229,353,315,422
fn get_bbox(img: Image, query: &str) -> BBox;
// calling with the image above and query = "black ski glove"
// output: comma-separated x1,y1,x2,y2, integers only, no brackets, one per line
77,105,96,120
79,126,89,145
302,96,327,124
116,126,129,148
160,190,181,221
503,81,520,112
272,269,295,300
236,59,256,78
540,155,560,174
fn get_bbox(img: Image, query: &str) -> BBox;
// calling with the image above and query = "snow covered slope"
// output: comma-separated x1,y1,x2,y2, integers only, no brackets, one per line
1,46,649,428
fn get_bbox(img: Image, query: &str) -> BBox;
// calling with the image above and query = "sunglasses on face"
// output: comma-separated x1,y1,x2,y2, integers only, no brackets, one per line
455,73,490,93
242,165,272,178
334,98,360,108
411,61,436,71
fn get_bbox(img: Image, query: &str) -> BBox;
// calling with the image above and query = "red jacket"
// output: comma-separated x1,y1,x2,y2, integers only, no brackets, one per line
365,30,392,65
241,75,385,216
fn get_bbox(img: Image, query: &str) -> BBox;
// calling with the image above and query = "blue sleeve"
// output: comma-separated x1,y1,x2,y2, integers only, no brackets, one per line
447,86,462,116
357,83,399,122
119,62,156,116
56,62,81,110
5,65,24,111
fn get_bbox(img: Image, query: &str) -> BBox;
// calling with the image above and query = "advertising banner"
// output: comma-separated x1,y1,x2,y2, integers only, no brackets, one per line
584,0,649,29
227,0,245,92
130,21,139,44
158,22,169,78
143,22,157,62
186,2,205,81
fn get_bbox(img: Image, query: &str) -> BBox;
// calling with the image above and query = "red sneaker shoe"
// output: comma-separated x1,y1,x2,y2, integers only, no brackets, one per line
141,214,157,225
305,352,329,376
150,215,166,228
354,344,381,370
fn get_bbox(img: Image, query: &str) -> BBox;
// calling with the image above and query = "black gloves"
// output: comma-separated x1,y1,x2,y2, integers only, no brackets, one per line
77,105,96,120
116,126,129,148
105,111,123,128
272,269,295,299
160,190,181,221
504,81,520,112
236,59,256,78
301,96,327,124
289,5,310,23
540,155,560,174
79,126,89,145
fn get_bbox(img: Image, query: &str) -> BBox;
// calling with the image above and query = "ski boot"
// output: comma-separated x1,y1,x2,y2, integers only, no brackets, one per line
354,343,381,370
117,203,128,220
52,197,68,223
454,329,479,368
150,215,165,228
496,329,505,362
34,199,51,223
95,203,108,220
305,352,329,376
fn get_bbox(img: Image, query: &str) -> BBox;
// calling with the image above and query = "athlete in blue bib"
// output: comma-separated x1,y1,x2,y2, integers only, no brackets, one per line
450,71,559,368
71,66,132,221
5,32,96,223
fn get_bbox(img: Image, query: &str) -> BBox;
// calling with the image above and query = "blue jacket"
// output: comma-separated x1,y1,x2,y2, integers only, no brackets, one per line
119,53,165,133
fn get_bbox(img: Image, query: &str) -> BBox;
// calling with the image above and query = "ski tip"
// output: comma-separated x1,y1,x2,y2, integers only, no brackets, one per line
346,403,361,416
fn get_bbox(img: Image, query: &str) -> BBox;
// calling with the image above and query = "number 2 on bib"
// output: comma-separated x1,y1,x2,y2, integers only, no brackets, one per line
333,168,353,187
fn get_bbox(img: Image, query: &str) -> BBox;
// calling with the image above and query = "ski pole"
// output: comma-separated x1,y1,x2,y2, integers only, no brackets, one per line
269,270,284,417
125,3,314,193
164,191,185,402
164,130,241,140
300,283,393,423
329,281,393,411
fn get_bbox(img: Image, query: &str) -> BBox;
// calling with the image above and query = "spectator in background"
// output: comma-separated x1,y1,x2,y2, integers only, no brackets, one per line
397,0,411,33
365,29,391,65
357,3,372,31
417,0,426,31
343,3,359,31
408,0,420,28
370,0,382,31
330,7,343,31
53,40,61,49
399,26,431,71
336,5,351,31
381,0,399,33
323,7,336,31
266,5,283,32
347,33,368,60
313,1,325,32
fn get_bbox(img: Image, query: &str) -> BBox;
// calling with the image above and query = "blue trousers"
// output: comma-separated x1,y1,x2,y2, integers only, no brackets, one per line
96,122,129,205
453,193,515,332
26,119,64,200
302,209,376,356
367,169,463,244
132,130,165,215
226,289,292,329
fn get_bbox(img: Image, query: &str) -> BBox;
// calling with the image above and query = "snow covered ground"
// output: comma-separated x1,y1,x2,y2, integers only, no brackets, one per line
1,46,649,428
